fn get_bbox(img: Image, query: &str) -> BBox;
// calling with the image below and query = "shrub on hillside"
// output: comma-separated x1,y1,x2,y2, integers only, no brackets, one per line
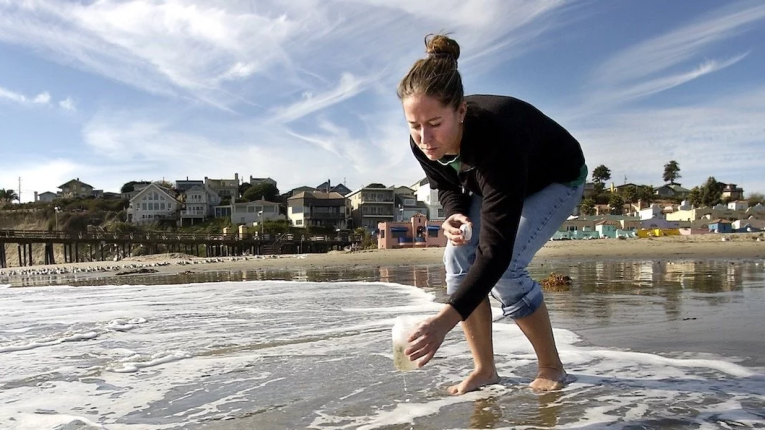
110,222,146,234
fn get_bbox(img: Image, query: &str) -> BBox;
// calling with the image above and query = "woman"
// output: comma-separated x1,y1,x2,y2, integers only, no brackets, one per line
398,34,586,395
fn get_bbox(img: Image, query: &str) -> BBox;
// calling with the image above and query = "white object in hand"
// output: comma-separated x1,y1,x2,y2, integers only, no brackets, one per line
392,316,422,371
460,224,472,241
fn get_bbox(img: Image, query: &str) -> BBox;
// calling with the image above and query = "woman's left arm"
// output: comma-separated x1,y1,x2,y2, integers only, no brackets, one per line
406,150,528,365
446,161,527,320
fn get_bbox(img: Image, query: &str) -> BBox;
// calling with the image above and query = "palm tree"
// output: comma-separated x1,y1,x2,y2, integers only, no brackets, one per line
0,188,19,205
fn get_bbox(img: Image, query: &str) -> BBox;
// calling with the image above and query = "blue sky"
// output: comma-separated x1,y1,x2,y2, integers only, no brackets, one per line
1,0,764,202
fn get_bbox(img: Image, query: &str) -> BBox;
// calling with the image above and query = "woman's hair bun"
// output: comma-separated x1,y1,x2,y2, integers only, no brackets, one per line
425,34,460,61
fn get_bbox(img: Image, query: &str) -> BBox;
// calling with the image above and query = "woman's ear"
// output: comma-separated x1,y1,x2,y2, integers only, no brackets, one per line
458,101,467,123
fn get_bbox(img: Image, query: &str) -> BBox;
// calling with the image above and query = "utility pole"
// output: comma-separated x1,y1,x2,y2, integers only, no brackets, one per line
18,177,21,203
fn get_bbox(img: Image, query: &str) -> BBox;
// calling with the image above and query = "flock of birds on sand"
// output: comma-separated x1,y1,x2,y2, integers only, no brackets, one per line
0,254,305,279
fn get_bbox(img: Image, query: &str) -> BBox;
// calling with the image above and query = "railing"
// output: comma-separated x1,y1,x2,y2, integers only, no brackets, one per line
306,212,345,220
180,210,207,217
0,229,363,243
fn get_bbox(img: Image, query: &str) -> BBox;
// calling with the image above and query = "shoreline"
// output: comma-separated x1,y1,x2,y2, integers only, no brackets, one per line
1,234,763,280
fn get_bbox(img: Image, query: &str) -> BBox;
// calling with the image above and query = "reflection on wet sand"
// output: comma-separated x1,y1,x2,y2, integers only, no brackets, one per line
467,389,565,429
6,260,764,354
552,260,764,322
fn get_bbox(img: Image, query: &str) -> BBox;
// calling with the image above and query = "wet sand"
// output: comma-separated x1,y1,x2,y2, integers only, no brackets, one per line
2,234,764,278
2,244,764,428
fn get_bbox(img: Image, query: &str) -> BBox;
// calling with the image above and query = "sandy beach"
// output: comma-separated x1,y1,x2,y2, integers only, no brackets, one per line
2,233,763,278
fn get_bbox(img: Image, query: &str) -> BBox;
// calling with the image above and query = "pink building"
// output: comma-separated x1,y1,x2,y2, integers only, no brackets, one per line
377,213,447,249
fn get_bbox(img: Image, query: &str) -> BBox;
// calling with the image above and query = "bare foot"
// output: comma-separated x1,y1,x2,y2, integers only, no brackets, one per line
448,369,500,395
529,366,567,392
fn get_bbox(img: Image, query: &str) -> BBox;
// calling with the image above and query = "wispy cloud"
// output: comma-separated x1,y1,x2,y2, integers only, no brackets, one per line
589,53,749,108
567,83,765,192
0,1,306,107
0,0,569,111
0,86,50,106
58,97,76,112
269,73,368,124
0,0,588,199
74,106,428,194
584,2,765,110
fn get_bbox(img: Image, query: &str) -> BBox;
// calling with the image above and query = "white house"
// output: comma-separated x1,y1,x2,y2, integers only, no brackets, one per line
121,181,151,201
411,177,444,220
732,219,765,231
230,200,284,226
728,200,749,211
638,204,663,221
127,184,181,225
181,185,221,225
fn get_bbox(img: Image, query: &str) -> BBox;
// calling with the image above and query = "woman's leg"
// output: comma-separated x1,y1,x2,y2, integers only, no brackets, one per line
447,297,499,394
491,183,583,391
444,195,499,394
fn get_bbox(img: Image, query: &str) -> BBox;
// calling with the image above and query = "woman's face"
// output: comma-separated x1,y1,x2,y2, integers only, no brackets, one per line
403,94,466,161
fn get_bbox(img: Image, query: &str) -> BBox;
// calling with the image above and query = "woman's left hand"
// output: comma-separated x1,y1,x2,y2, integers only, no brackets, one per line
405,305,462,368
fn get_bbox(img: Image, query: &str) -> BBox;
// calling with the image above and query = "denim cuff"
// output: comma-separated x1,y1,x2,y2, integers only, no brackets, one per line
494,283,543,320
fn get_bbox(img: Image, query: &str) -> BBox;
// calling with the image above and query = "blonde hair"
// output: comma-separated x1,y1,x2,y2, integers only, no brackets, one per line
397,34,464,109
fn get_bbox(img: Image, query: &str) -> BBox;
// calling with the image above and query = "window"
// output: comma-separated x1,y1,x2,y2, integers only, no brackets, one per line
391,230,408,239
292,206,303,214
437,208,445,218
154,192,158,200
248,206,255,213
142,203,147,210
160,203,166,210
428,229,438,238
380,230,385,238
296,220,303,225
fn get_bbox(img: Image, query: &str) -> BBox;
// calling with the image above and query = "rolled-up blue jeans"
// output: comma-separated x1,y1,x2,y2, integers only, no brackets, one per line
444,183,584,319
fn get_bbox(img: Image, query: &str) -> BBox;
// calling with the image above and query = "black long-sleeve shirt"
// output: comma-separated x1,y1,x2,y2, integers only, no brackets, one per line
411,95,585,320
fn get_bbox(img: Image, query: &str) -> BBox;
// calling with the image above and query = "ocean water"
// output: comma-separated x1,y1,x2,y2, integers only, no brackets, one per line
1,261,764,429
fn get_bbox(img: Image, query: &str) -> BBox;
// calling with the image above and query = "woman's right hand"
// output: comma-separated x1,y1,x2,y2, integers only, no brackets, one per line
442,214,471,246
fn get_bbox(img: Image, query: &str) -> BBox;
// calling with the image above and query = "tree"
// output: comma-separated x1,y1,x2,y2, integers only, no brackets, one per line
593,182,606,195
688,187,702,207
0,188,19,204
636,185,654,205
580,198,596,216
592,165,611,185
243,182,280,202
153,180,174,189
120,182,137,193
621,186,638,203
699,177,723,207
663,160,681,184
239,182,252,198
747,192,765,206
608,193,624,215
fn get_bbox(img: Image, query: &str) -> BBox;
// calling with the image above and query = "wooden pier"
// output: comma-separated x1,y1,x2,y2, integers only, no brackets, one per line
0,230,362,268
